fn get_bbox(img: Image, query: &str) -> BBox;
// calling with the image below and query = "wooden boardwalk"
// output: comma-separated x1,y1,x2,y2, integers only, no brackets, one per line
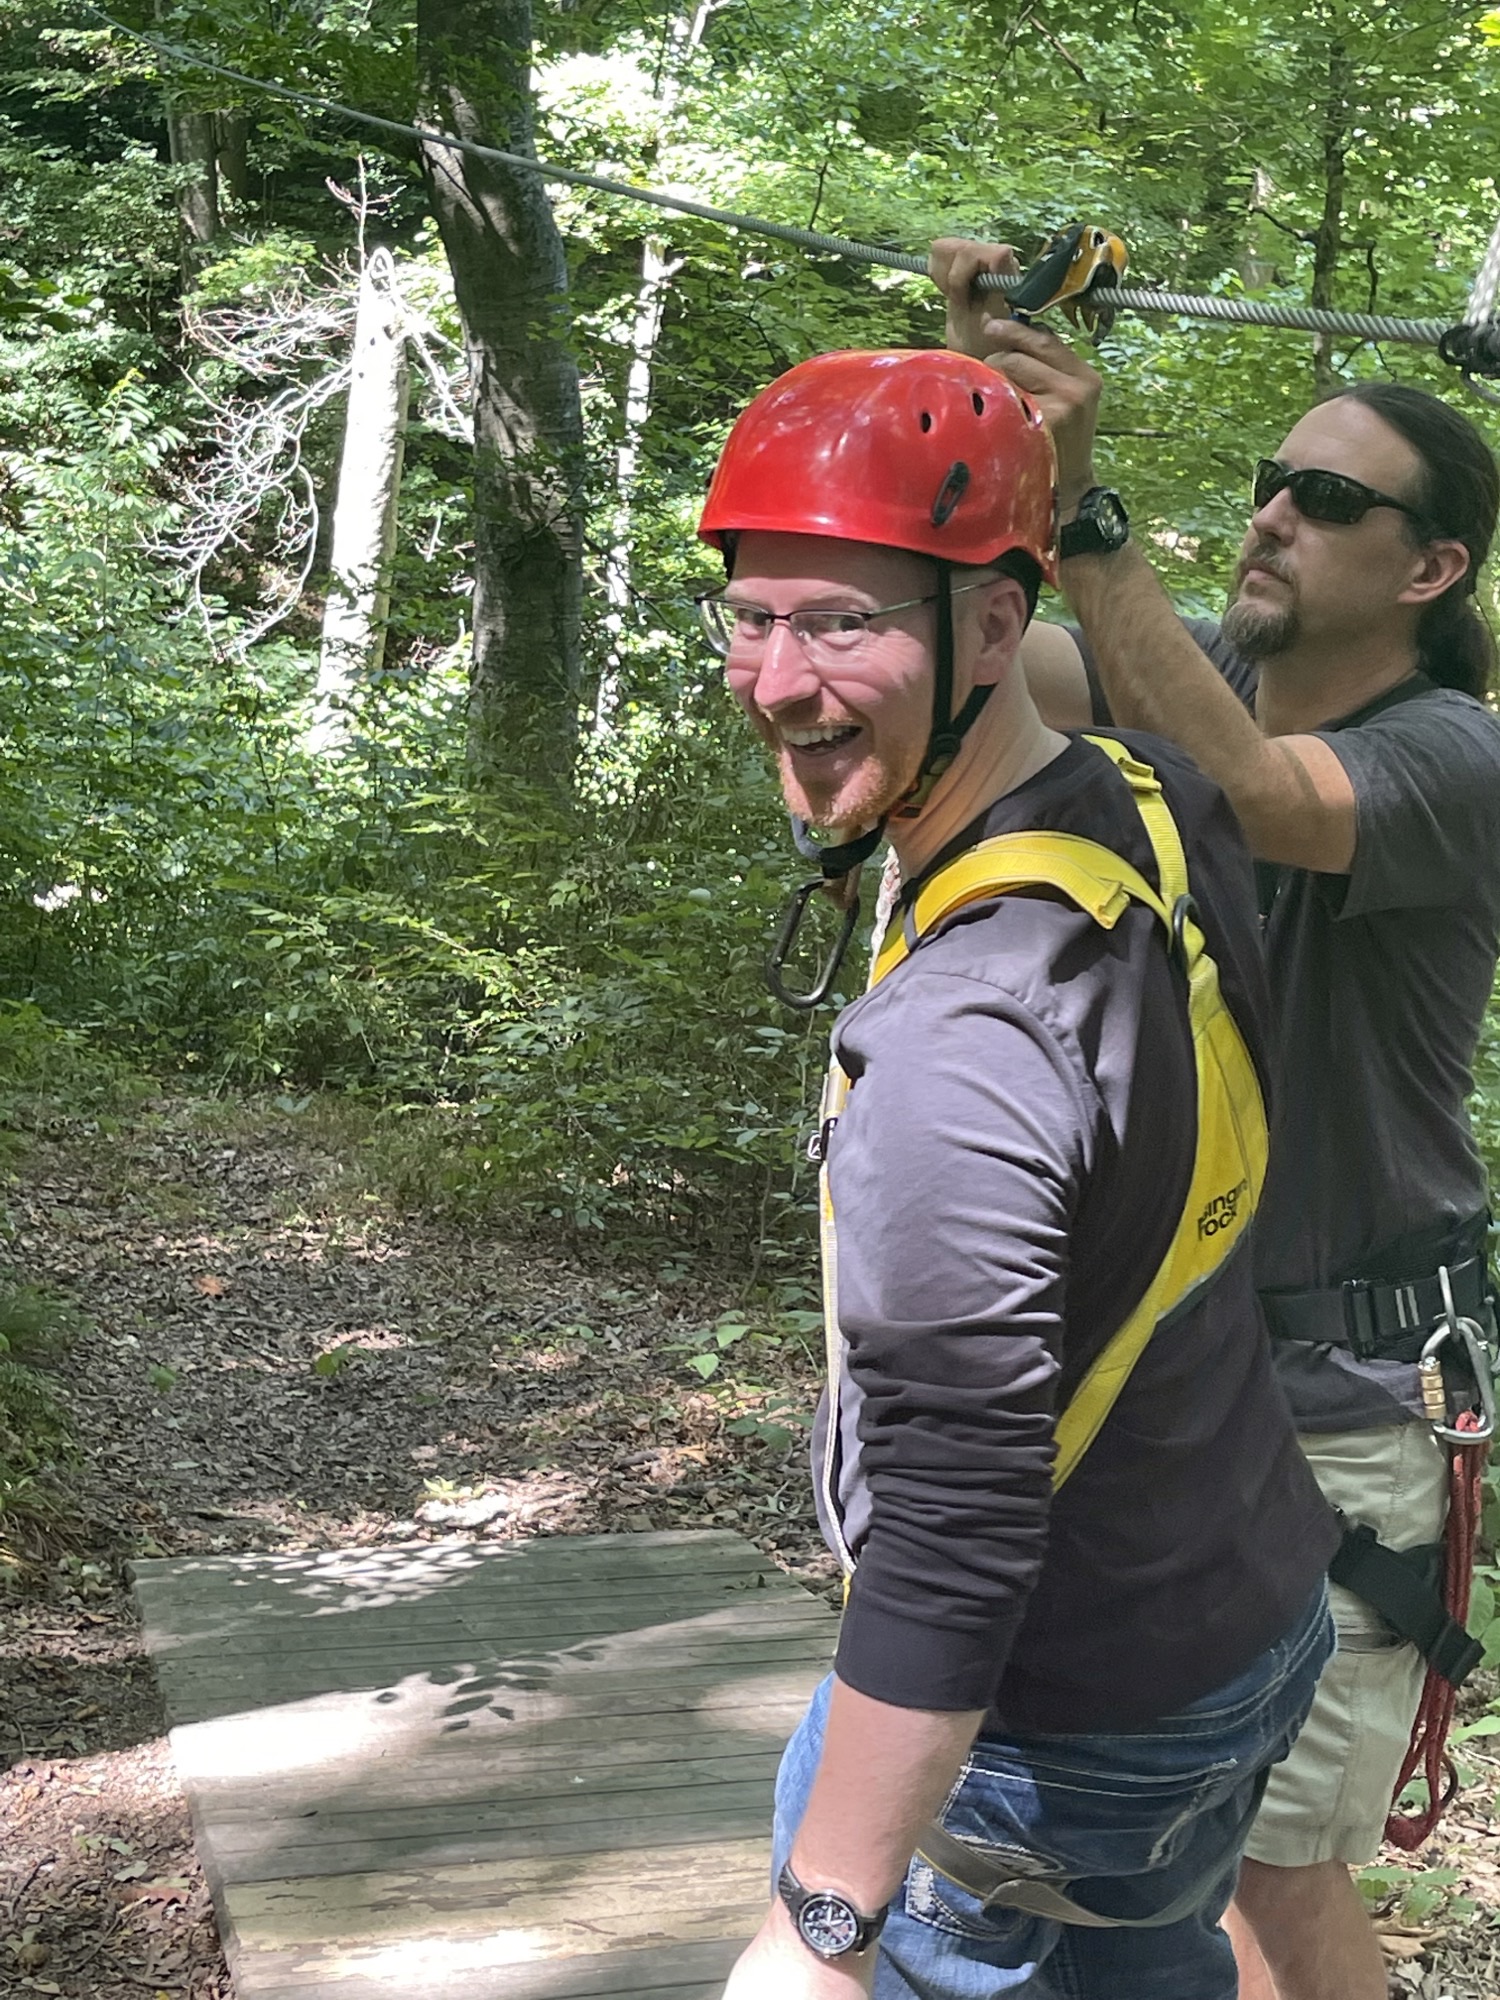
132,1530,837,2000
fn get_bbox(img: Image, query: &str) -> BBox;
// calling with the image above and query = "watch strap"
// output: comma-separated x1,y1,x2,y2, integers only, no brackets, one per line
1059,486,1129,561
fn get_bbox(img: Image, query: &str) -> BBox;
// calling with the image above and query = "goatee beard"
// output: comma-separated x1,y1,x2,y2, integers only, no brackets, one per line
1222,591,1300,661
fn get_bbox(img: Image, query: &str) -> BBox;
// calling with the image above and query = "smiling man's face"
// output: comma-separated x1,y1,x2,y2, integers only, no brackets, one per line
722,532,941,833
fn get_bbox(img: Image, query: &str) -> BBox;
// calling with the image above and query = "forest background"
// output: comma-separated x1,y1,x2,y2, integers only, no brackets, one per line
3,0,1500,1643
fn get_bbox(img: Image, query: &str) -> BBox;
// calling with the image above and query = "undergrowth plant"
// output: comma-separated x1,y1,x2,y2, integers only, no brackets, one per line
0,1282,88,1581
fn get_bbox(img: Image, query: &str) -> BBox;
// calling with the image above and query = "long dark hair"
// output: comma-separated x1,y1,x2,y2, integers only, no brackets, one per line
1332,382,1499,700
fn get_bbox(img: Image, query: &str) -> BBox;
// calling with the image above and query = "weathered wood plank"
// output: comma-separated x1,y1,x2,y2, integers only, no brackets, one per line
182,1660,824,1749
158,1630,831,1694
191,1747,787,1824
142,1576,816,1656
213,1774,777,1852
226,1837,769,1947
131,1530,762,1605
211,1785,780,1882
136,1567,808,1654
137,1533,831,1997
148,1600,828,1676
249,1937,746,1999
134,1549,790,1608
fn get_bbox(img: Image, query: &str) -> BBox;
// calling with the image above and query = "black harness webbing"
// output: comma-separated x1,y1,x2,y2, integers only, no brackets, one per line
1260,1201,1493,1688
1328,1521,1484,1689
1259,1250,1489,1361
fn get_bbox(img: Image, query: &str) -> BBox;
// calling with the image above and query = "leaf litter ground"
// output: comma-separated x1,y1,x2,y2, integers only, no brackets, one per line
1,1095,1496,1998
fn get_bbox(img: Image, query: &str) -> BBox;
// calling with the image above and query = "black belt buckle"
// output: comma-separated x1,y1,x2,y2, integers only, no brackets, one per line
1341,1278,1379,1361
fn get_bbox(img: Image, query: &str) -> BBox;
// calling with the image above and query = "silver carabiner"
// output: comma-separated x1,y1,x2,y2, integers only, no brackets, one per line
1421,1266,1497,1444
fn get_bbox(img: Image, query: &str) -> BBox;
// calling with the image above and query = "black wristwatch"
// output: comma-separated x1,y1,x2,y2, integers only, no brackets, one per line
777,1861,888,1960
1059,485,1130,560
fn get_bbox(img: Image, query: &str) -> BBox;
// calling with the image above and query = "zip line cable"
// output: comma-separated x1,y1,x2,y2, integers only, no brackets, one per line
79,4,1484,357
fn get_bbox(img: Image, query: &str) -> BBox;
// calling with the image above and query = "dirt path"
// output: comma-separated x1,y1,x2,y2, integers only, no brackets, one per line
0,1096,1496,1998
0,1097,831,1997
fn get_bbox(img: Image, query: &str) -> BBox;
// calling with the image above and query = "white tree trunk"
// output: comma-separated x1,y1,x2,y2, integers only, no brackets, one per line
312,250,410,753
594,0,715,733
596,238,680,730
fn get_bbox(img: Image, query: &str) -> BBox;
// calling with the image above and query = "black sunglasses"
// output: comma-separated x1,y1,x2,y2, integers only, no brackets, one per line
1252,457,1430,530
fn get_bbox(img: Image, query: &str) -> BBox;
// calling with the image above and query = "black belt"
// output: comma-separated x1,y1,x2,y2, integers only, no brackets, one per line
1260,1250,1489,1363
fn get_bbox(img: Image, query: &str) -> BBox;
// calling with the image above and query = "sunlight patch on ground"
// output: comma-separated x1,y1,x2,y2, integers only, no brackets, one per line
323,1930,550,1979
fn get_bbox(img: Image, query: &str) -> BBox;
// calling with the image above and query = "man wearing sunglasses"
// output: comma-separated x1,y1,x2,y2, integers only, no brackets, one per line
934,236,1500,2000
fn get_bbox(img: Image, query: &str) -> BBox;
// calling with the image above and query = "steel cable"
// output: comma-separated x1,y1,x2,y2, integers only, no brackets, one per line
78,3,1469,352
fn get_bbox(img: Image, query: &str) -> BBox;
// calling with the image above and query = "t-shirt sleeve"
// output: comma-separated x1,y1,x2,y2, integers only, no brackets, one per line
1068,617,1256,726
1319,695,1500,919
827,968,1094,1712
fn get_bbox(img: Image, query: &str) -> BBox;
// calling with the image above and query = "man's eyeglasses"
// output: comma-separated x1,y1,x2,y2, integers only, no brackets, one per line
1252,458,1431,532
696,580,993,659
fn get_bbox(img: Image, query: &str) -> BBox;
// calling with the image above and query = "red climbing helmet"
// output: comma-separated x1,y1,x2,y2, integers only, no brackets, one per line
699,348,1058,582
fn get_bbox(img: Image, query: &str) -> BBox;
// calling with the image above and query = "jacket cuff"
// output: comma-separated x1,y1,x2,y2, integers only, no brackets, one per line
834,1584,1024,1712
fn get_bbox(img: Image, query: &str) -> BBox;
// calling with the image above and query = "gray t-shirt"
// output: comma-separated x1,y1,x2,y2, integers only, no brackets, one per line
1084,618,1500,1428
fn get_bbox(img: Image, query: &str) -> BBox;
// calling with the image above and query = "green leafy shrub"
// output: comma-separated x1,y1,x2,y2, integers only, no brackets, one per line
0,1283,87,1578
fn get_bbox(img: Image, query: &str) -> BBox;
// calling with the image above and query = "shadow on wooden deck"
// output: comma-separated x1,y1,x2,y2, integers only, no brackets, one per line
133,1529,837,2000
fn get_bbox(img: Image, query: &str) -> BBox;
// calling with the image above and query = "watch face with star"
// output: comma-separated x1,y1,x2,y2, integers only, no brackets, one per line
796,1891,862,1957
1093,491,1128,539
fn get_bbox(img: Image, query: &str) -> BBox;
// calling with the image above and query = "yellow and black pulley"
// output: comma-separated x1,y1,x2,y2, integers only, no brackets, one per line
1006,223,1129,339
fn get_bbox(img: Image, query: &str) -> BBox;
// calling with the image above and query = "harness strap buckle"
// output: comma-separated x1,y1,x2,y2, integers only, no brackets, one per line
1340,1277,1379,1360
1168,892,1200,975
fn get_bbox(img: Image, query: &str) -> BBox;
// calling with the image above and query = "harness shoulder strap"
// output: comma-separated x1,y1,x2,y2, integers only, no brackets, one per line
1082,732,1190,906
871,831,1166,986
820,747,1268,1557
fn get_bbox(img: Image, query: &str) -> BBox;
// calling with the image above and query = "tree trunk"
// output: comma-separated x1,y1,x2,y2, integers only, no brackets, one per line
166,107,219,259
415,0,583,789
596,237,680,732
596,1,714,733
216,111,251,207
1310,40,1349,398
157,0,218,262
311,250,410,755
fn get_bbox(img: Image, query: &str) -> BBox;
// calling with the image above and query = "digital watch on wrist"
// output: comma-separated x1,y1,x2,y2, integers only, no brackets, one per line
1058,485,1130,560
777,1861,888,1961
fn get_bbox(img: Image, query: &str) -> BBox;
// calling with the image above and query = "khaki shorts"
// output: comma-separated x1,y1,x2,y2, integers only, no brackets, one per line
1243,1423,1450,1868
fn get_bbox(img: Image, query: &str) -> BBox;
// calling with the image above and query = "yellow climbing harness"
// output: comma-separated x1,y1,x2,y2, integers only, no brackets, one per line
818,738,1268,1576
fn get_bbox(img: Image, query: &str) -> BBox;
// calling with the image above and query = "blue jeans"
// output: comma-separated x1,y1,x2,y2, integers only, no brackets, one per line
772,1585,1332,2000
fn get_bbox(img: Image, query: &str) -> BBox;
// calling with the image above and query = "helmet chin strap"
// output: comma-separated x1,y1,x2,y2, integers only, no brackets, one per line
893,560,992,818
789,814,886,876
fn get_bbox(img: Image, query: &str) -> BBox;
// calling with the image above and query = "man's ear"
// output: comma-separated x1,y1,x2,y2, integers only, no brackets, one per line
1397,538,1470,608
967,574,1032,686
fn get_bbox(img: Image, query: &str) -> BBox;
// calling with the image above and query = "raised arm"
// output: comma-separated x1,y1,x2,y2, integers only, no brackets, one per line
929,239,1357,872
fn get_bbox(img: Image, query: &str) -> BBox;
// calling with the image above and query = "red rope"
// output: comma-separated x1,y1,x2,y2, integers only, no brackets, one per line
1384,1420,1491,1850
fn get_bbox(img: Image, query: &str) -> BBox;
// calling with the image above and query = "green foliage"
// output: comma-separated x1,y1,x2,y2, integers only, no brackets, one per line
0,1282,86,1575
1,0,1500,1289
1356,1862,1471,1927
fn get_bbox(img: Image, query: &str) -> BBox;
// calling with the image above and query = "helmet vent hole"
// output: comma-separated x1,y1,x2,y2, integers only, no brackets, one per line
972,392,985,415
919,411,933,433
